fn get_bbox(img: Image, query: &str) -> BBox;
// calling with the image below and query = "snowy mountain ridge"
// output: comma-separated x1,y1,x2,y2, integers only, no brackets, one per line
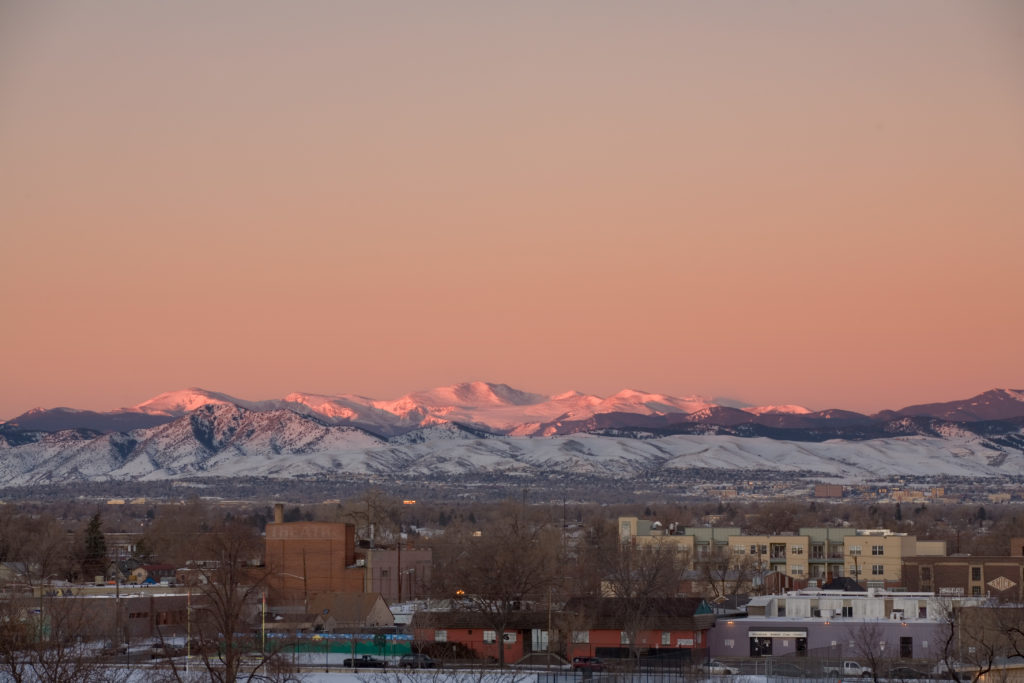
6,382,1024,438
1,395,1023,487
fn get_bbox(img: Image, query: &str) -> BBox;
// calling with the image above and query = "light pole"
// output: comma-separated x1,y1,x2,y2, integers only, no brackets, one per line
323,609,330,672
398,500,416,603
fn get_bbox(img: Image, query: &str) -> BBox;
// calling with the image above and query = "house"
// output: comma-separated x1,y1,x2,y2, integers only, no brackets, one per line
309,593,394,632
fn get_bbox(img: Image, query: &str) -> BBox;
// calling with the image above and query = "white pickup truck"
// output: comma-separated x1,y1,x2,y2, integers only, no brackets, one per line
823,661,873,678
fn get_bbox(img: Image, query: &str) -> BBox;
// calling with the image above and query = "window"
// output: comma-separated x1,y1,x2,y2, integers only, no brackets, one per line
662,631,672,646
849,545,862,556
972,586,982,596
921,567,932,580
872,545,884,556
750,545,758,554
842,606,854,618
435,630,447,642
971,567,982,581
572,631,589,643
733,545,745,555
872,565,885,575
901,637,913,658
791,545,804,555
483,630,497,644
791,566,804,576
850,565,862,575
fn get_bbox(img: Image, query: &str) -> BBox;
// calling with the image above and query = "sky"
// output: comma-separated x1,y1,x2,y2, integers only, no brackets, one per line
1,1,1023,420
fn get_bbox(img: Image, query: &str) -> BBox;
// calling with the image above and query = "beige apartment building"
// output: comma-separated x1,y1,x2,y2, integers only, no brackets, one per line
618,518,946,585
844,529,946,586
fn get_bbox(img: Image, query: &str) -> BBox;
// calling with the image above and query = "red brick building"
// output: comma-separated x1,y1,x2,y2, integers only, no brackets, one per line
902,555,1024,600
264,517,364,605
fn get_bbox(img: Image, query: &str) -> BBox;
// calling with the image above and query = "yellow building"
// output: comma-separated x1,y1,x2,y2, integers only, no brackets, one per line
728,535,811,579
845,529,946,585
618,518,946,585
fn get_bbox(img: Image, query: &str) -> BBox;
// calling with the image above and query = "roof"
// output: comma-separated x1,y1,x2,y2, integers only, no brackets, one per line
821,577,865,591
561,597,717,631
308,592,392,627
410,609,550,630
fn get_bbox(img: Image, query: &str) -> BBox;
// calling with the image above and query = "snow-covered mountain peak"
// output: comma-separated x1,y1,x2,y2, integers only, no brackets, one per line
134,388,244,416
401,382,546,408
599,389,716,416
746,404,813,416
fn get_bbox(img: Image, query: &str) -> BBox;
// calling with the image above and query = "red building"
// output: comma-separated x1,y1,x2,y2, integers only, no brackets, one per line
411,598,717,666
411,609,548,663
562,597,716,663
264,512,365,605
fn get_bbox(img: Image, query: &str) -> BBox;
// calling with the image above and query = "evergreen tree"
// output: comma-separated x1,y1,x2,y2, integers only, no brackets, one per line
82,513,107,580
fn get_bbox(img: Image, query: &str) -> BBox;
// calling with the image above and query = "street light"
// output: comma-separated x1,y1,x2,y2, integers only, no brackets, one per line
323,609,330,672
398,500,416,603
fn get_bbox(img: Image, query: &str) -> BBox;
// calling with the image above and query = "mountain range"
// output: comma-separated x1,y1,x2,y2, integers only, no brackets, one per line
1,383,1023,486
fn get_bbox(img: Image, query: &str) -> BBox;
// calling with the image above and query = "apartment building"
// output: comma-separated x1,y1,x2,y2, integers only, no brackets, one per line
844,530,945,587
617,517,738,558
618,518,945,585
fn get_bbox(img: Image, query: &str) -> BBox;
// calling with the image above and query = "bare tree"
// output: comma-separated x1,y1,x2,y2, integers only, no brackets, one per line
693,545,756,603
431,503,559,668
0,593,132,683
850,620,899,683
153,519,285,683
599,539,684,665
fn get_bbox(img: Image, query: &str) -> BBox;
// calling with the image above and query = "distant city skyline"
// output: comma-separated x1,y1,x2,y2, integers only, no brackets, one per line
2,2,1022,421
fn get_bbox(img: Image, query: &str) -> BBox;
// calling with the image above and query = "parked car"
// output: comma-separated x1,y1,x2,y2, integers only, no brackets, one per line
887,667,931,680
400,653,437,668
572,657,605,672
343,654,387,668
149,643,182,659
770,662,806,677
823,661,872,678
700,659,738,675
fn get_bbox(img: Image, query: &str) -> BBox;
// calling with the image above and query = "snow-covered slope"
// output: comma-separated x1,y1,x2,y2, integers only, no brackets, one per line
1,403,1023,486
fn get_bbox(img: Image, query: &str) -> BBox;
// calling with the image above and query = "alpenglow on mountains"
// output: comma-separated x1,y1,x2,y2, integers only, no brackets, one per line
1,383,1023,486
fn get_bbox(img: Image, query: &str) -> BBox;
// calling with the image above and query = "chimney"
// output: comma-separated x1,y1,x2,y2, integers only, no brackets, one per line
274,503,284,524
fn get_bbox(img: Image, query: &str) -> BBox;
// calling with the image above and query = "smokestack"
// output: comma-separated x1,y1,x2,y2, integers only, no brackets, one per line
274,503,284,524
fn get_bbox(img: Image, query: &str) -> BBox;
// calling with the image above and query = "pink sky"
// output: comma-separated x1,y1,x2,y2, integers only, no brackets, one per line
1,2,1022,420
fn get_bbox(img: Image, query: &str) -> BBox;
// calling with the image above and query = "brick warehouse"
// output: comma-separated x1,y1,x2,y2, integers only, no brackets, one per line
902,555,1024,600
264,506,364,606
